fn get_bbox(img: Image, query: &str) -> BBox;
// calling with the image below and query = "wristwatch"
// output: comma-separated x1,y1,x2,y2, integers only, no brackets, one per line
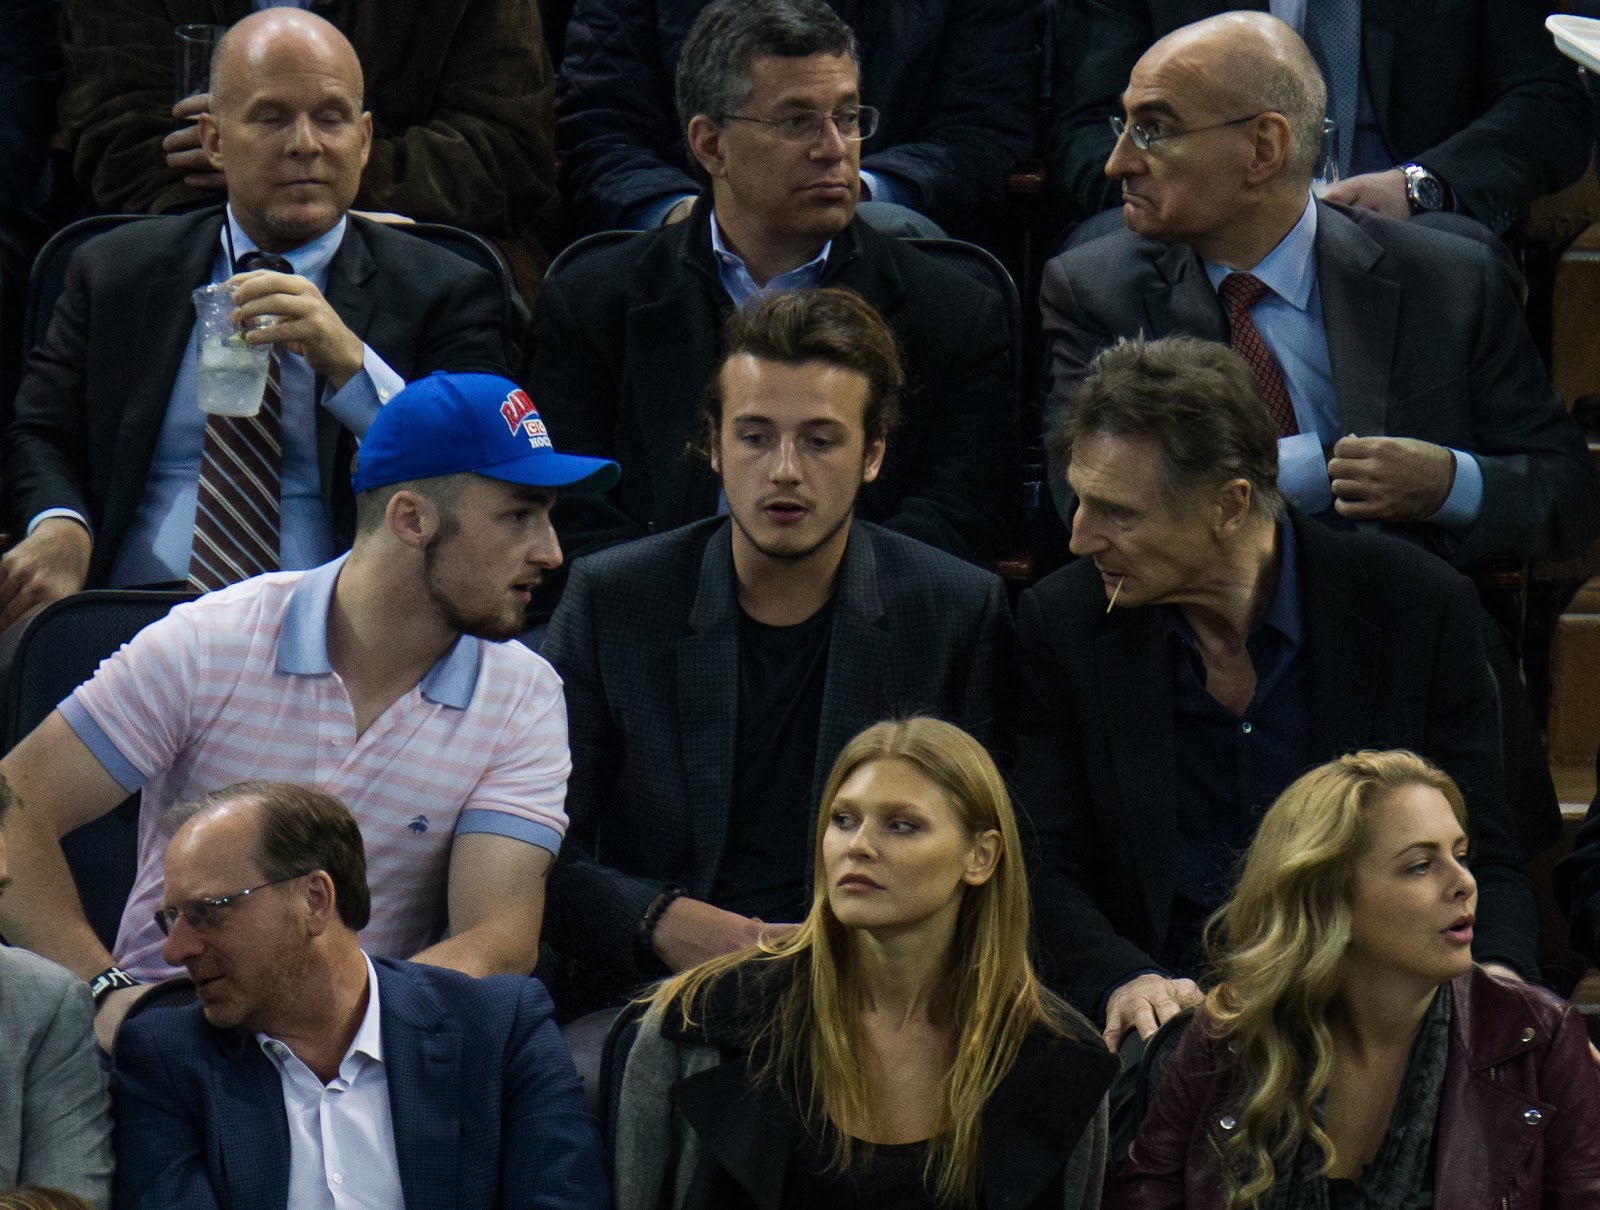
1401,163,1449,215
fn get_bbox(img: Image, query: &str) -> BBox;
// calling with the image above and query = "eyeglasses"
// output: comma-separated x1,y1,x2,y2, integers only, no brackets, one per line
154,871,312,936
1109,111,1272,151
716,105,880,144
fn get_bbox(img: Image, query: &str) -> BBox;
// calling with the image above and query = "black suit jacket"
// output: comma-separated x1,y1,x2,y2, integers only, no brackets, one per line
4,208,509,585
1049,0,1592,232
541,517,1015,990
1017,509,1536,1012
529,204,1020,572
1040,200,1600,568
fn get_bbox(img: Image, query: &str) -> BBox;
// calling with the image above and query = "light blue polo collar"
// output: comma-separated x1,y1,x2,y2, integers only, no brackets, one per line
276,555,483,709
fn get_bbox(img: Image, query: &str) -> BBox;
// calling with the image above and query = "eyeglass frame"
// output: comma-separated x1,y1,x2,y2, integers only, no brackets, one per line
713,105,881,144
154,870,315,937
1109,111,1274,152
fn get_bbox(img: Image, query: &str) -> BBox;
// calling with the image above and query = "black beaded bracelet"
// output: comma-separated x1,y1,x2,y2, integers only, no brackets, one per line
636,885,687,964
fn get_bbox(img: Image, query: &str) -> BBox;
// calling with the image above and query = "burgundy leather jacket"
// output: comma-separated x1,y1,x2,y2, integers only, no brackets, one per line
1107,966,1600,1208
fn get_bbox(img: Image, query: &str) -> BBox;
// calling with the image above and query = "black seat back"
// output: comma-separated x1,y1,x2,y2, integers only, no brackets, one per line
2,590,194,949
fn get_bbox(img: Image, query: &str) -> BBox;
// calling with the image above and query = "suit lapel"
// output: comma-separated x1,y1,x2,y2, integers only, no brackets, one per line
102,212,226,558
677,526,742,896
1361,0,1398,146
671,1060,797,1210
1096,610,1180,943
980,1033,1119,1208
208,1030,292,1210
377,963,465,1210
1143,242,1227,344
1296,513,1382,757
811,528,888,804
1315,203,1397,437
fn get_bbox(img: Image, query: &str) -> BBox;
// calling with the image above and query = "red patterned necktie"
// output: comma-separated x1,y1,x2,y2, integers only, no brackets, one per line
187,353,283,592
1217,272,1299,437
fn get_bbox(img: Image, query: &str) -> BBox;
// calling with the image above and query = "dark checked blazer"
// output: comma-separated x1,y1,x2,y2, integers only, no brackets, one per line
541,517,1014,992
111,960,608,1210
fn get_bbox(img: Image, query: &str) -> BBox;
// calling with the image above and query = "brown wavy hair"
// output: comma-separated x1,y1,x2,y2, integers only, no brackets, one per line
1201,750,1467,1209
651,718,1086,1207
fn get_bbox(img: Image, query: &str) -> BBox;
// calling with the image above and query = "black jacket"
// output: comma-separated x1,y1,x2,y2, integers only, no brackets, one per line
554,0,1039,237
1017,509,1537,1012
1049,0,1592,232
623,962,1119,1210
530,204,1020,575
541,517,1014,996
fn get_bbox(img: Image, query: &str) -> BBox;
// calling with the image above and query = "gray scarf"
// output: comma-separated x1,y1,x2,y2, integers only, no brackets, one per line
1265,982,1453,1210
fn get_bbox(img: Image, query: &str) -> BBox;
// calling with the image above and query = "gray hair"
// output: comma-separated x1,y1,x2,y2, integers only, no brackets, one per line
1053,335,1285,521
674,0,857,133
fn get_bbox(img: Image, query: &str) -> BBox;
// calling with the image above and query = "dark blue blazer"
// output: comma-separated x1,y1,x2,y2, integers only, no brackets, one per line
112,958,611,1210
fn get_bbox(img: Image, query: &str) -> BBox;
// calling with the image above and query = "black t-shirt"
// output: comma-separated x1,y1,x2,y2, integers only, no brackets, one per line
783,1135,942,1210
714,602,834,922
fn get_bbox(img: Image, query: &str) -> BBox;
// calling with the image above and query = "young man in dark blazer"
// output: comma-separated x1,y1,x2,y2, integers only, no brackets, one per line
530,0,1020,586
0,8,509,628
542,289,1014,1015
114,781,607,1210
1018,335,1536,1053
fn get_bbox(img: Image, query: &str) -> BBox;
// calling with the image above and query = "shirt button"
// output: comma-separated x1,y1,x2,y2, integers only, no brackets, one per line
332,1173,343,1185
329,736,341,747
1241,722,1253,735
1219,1115,1238,1131
1520,1027,1536,1043
1524,1108,1543,1125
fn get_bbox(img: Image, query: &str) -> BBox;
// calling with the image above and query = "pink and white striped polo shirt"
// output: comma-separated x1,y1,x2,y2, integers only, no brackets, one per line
61,556,571,981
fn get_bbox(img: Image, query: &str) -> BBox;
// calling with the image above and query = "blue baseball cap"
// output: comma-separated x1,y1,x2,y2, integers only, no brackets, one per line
351,371,619,496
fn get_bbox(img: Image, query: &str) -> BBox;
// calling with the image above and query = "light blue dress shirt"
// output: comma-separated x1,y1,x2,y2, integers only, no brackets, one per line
1203,195,1481,527
708,209,830,306
257,953,405,1210
38,208,405,587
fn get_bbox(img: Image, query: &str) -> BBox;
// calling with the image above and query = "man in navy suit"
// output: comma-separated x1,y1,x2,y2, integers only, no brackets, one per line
111,780,608,1210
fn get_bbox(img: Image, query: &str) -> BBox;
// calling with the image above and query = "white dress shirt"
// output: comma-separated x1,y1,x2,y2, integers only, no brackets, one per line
256,954,406,1210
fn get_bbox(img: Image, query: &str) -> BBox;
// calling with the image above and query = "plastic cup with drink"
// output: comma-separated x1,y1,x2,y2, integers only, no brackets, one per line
192,282,276,417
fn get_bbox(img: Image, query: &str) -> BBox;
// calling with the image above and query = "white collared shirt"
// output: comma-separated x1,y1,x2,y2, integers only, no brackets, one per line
256,954,405,1210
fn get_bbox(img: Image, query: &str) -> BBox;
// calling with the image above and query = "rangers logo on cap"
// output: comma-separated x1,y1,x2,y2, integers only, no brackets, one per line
500,388,537,433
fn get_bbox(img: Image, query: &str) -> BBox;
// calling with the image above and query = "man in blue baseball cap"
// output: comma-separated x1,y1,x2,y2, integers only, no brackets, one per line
0,371,619,1051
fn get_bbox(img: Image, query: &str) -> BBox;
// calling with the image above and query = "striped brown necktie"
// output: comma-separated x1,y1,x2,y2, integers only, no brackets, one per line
187,353,283,591
1218,272,1299,438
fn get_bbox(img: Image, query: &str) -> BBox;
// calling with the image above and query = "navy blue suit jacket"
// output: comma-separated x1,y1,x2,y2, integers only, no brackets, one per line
112,959,610,1210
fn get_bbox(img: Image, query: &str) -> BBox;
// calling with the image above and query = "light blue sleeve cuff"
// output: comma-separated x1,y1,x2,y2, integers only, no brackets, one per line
27,508,91,538
454,807,562,856
857,169,910,207
1429,449,1483,528
58,697,145,794
321,346,400,437
1276,432,1332,514
632,193,697,229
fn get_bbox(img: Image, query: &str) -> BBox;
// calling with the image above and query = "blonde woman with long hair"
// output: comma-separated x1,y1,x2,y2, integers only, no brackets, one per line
1110,750,1600,1208
611,717,1118,1209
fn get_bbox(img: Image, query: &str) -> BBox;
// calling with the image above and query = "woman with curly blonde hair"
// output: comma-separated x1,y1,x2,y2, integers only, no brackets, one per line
1110,749,1600,1208
612,717,1118,1209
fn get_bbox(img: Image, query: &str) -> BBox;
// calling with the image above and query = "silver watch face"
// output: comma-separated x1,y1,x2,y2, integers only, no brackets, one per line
1407,166,1444,212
